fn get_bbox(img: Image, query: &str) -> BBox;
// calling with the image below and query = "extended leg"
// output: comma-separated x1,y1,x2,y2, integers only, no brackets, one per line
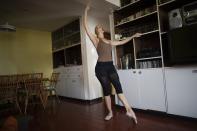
109,67,137,124
117,94,137,124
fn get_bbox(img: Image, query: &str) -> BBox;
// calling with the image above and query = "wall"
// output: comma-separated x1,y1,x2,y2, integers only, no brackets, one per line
81,11,110,100
105,0,120,6
0,28,53,77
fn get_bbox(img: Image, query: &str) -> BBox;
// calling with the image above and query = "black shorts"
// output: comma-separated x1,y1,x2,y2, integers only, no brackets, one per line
95,61,123,96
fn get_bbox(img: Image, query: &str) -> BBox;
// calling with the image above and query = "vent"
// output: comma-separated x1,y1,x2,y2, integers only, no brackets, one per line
0,22,16,32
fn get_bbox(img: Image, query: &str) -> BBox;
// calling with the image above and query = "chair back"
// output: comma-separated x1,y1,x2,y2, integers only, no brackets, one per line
50,73,60,88
0,75,17,102
24,73,43,96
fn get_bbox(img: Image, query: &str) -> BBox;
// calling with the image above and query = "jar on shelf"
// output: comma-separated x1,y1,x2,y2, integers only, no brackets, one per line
115,34,122,40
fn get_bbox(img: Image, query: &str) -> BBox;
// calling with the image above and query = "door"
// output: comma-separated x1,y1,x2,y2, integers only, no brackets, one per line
56,73,66,96
54,67,66,96
138,68,166,112
117,69,140,108
165,68,197,118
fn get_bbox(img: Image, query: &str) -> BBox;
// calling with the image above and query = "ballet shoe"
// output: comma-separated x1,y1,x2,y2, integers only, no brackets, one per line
126,112,138,124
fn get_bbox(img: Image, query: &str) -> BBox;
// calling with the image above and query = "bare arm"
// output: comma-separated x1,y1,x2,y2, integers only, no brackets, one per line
110,33,142,46
83,5,98,48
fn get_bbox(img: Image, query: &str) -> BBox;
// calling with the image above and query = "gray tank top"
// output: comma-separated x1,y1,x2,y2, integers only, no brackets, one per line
96,42,112,62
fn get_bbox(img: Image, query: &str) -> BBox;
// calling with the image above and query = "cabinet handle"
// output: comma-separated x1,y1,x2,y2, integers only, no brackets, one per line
138,71,142,74
192,70,197,73
133,71,136,74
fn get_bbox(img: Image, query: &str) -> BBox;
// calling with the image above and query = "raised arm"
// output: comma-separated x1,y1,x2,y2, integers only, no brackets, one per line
110,33,142,46
83,5,99,48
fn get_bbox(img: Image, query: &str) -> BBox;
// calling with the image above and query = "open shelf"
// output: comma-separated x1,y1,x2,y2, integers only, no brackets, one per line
158,0,176,7
115,0,156,14
115,11,158,27
114,0,157,29
134,32,161,64
158,1,197,33
140,30,159,37
136,56,162,61
115,11,158,28
114,0,163,69
117,0,141,11
116,30,159,41
158,0,197,11
116,41,135,70
136,59,162,69
115,19,159,39
160,31,168,35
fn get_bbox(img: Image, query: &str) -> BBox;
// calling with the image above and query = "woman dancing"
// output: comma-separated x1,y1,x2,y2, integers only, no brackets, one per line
83,3,141,124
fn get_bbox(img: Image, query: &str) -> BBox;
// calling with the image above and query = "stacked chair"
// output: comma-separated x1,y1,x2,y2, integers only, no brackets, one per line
0,75,21,114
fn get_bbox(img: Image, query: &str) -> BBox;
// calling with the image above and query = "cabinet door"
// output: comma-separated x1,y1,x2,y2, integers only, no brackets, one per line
64,74,84,99
56,74,66,96
63,74,73,98
54,66,84,99
67,78,83,99
54,67,66,96
117,70,140,109
138,68,166,112
165,68,197,118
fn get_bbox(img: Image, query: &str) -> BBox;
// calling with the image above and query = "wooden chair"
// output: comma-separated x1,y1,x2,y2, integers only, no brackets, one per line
16,74,32,113
44,73,60,105
24,73,45,114
0,75,21,114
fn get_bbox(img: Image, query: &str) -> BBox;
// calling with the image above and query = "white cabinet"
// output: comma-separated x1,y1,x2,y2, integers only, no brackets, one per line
117,69,140,108
65,74,84,99
165,67,197,118
54,67,65,96
138,68,166,112
53,66,85,99
116,67,197,118
116,68,166,112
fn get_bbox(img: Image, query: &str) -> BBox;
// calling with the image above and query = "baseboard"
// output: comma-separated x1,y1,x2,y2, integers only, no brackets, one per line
115,104,197,121
59,96,103,105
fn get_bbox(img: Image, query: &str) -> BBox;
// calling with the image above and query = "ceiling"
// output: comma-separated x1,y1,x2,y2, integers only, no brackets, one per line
0,0,117,32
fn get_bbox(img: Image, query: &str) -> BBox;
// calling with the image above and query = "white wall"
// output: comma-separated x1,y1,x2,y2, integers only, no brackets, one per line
105,0,120,7
81,11,110,100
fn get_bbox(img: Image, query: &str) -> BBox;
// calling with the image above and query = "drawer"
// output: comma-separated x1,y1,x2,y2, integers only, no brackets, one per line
64,74,82,78
66,78,83,88
66,66,83,74
57,66,83,76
